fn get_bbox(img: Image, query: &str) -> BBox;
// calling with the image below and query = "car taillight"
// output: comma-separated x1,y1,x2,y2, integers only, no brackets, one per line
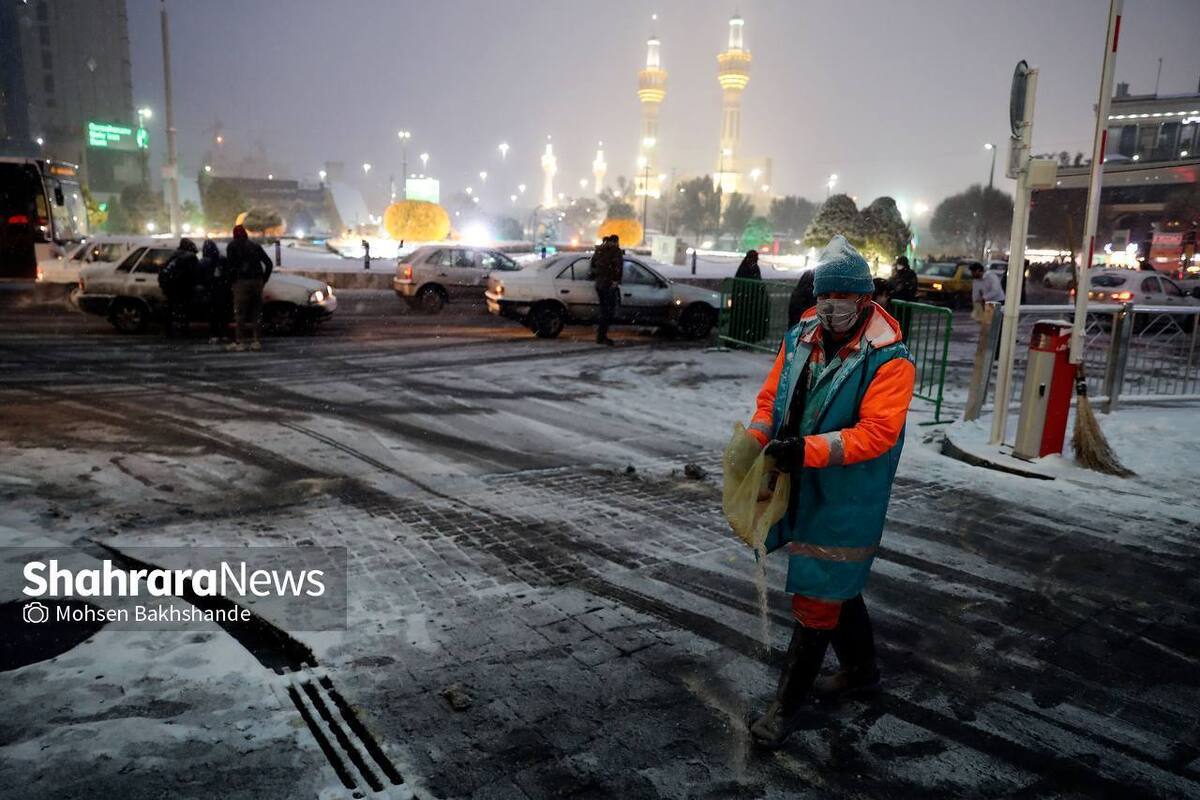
1113,291,1132,301
402,264,413,280
1069,288,1076,297
35,266,43,281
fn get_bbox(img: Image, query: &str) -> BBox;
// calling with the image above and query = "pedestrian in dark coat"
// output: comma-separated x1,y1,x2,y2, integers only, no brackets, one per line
225,224,274,351
731,250,769,343
593,235,623,346
888,255,918,302
159,237,199,338
198,239,232,343
735,249,762,280
787,269,816,328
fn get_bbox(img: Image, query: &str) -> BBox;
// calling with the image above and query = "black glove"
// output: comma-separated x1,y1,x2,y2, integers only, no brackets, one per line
764,438,804,473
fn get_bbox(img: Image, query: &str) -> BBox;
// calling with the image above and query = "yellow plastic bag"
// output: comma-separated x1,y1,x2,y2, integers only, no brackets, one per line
722,422,791,550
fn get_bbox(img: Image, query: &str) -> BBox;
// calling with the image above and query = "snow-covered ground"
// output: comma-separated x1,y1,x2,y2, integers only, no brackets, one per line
1,300,1197,798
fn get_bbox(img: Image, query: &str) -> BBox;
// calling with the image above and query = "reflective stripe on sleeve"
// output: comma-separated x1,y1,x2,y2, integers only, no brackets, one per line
787,542,877,562
823,432,845,466
749,421,772,437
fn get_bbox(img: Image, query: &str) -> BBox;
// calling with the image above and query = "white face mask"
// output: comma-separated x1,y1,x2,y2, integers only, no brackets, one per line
815,298,864,334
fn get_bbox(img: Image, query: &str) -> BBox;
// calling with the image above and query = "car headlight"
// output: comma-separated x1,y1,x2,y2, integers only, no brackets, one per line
932,282,944,291
493,284,504,295
326,284,334,297
310,290,325,304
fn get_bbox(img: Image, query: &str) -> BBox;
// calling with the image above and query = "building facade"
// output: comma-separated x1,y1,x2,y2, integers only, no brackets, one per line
0,0,136,194
1032,82,1200,271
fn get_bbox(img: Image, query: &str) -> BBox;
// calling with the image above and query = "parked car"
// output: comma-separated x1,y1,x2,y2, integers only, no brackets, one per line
393,245,523,313
1042,263,1077,290
915,261,974,308
37,235,158,287
77,244,337,334
1086,269,1200,307
484,253,720,339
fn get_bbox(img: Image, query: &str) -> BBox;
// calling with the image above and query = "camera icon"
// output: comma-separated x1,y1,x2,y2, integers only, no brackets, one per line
22,601,49,624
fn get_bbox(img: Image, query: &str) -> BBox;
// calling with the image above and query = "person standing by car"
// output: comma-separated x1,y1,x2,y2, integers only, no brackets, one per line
741,235,915,749
225,224,274,351
198,239,231,344
158,237,199,339
593,235,623,346
888,255,918,302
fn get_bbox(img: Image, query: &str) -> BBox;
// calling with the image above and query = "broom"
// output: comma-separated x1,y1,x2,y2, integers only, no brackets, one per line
1071,363,1134,477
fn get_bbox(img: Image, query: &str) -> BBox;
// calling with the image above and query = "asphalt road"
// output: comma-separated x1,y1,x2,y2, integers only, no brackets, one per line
0,287,1196,800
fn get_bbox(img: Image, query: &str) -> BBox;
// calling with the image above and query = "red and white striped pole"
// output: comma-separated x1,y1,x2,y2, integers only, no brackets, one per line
1070,0,1123,364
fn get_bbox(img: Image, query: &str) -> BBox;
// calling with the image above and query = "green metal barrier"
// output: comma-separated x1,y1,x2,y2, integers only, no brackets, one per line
718,285,952,424
889,299,952,424
717,278,795,353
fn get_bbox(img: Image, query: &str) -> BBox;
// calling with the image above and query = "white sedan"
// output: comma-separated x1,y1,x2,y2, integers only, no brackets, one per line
77,244,337,334
485,253,720,339
1086,269,1200,307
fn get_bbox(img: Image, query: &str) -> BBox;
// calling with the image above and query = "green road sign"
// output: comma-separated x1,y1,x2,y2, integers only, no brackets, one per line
87,121,139,151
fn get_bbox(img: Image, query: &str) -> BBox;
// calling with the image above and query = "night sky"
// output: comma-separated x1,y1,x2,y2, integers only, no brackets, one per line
126,0,1200,213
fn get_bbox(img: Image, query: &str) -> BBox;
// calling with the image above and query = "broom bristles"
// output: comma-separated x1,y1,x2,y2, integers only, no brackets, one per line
1072,365,1135,477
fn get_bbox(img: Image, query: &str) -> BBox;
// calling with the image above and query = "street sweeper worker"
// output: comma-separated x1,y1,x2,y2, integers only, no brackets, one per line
743,235,915,749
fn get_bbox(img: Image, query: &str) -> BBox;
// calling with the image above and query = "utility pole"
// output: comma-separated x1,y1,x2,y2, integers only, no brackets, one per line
990,63,1039,445
160,0,180,235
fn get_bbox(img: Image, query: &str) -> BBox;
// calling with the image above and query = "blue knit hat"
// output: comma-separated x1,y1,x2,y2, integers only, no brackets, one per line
812,235,873,296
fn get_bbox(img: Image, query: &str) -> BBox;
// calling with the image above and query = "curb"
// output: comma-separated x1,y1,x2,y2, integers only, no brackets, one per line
939,435,1055,481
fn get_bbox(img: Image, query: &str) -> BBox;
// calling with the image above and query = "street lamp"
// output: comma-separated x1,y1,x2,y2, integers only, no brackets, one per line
362,162,371,175
35,137,44,147
510,194,517,204
318,169,326,182
981,143,997,258
579,178,588,190
498,142,509,160
984,143,997,190
397,130,411,198
827,173,838,198
637,155,650,232
204,164,212,173
479,171,488,183
465,187,473,195
419,152,429,171
518,183,526,194
750,167,762,186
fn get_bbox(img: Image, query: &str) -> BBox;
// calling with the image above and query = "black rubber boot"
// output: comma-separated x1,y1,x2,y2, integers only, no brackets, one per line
814,594,880,699
750,624,831,749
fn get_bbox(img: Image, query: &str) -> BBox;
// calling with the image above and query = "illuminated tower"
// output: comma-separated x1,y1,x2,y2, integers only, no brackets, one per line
715,13,750,194
636,32,667,199
541,137,557,208
592,141,607,195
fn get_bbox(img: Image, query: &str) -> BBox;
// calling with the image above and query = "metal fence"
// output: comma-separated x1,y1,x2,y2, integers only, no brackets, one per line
891,300,953,423
717,281,954,422
981,303,1200,411
717,278,795,353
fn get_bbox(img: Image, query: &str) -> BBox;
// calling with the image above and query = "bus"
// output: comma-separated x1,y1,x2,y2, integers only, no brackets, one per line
0,156,89,280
